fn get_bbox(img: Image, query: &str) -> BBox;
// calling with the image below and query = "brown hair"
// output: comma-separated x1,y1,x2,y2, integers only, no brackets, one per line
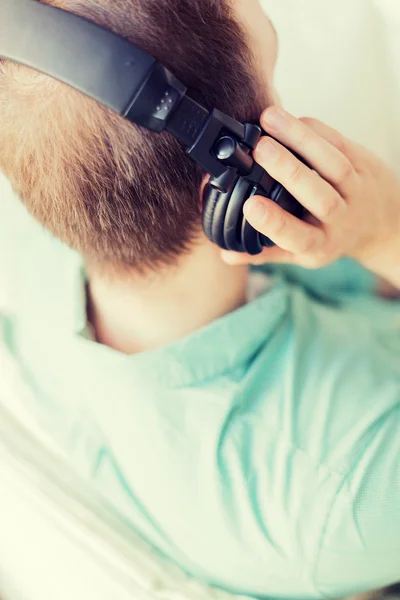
0,0,268,272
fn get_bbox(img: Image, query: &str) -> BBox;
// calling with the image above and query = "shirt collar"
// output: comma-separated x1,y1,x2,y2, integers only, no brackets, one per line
68,257,290,387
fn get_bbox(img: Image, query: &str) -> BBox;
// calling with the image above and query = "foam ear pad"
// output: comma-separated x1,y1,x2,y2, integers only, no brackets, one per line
202,181,236,250
202,177,263,253
241,218,263,254
211,187,236,250
224,177,254,252
202,184,221,243
203,172,304,253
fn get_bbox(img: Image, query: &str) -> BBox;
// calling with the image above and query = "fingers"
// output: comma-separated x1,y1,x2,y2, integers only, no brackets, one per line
300,117,369,167
254,137,347,224
260,107,356,196
242,194,326,254
299,117,354,157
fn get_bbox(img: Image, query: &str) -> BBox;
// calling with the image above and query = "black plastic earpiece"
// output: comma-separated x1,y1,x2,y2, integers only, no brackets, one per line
203,178,262,254
202,126,304,255
203,177,304,255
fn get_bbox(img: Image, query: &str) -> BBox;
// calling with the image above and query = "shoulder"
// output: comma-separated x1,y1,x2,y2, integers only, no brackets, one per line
230,286,400,594
314,400,400,595
247,284,400,595
248,283,400,471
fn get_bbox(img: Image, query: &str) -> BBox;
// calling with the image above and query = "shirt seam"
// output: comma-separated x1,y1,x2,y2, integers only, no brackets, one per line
311,472,351,598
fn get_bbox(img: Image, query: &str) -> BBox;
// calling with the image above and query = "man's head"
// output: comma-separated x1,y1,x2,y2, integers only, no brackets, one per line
0,0,278,273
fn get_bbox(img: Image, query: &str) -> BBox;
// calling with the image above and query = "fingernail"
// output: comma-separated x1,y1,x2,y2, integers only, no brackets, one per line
263,106,287,128
244,197,268,223
256,138,280,160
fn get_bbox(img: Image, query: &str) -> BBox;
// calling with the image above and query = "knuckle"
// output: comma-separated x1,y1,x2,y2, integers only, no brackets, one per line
287,161,303,184
335,159,354,184
319,193,343,220
295,126,309,150
299,232,321,255
334,134,349,155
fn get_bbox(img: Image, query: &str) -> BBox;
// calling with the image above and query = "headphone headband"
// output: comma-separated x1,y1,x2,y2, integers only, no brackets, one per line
0,0,159,118
0,0,252,181
0,0,303,253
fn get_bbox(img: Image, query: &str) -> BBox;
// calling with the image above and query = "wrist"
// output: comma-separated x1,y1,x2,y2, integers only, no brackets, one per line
358,237,400,289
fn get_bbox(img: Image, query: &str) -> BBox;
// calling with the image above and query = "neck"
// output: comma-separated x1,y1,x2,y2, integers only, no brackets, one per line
87,240,249,354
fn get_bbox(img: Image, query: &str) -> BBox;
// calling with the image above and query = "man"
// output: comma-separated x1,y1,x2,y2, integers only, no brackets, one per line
0,1,399,599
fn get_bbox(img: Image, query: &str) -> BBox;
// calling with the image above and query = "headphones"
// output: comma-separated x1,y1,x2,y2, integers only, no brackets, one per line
0,0,303,255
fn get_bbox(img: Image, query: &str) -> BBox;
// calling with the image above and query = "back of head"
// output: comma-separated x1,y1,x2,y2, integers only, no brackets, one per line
0,0,269,272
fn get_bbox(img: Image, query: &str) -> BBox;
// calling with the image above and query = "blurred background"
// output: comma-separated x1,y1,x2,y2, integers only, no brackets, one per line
0,1,399,599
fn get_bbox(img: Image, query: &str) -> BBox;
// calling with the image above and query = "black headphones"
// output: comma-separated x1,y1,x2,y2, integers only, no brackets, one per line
0,0,303,255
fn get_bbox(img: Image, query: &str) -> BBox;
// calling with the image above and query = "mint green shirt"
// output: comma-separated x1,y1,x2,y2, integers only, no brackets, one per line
1,193,400,599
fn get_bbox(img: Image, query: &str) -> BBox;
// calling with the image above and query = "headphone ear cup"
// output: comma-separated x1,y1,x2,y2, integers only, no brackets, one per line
202,182,235,250
202,177,263,253
223,177,251,252
202,184,220,243
224,178,264,253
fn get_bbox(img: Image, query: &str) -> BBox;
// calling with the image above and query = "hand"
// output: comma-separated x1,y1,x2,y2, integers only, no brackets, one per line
222,106,400,282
